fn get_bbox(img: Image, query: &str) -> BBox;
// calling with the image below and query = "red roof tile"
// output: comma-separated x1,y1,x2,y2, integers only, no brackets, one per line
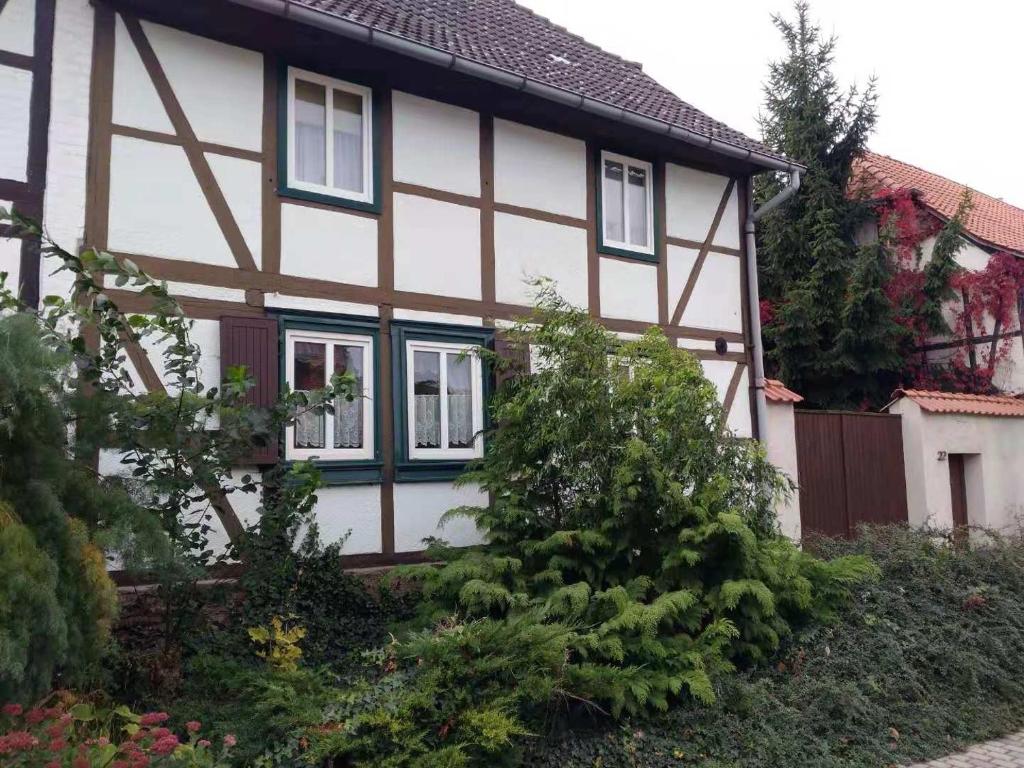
852,152,1024,256
765,378,804,404
891,389,1024,417
290,0,788,164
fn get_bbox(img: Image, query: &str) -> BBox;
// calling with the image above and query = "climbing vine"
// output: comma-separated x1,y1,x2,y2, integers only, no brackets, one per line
874,188,1024,394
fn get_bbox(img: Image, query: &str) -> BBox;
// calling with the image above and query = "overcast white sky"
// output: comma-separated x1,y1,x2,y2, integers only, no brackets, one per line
519,0,1023,207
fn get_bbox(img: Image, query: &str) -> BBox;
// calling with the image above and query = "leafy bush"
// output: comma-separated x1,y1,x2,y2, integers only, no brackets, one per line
0,695,236,767
526,526,1024,767
0,313,120,702
307,291,875,766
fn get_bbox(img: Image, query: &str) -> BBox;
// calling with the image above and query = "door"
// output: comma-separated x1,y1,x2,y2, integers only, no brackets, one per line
948,454,969,530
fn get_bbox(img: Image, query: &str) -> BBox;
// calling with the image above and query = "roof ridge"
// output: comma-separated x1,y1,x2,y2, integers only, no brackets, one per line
862,151,1024,218
508,0,644,69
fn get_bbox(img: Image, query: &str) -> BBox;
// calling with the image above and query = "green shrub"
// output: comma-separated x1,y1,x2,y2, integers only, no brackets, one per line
525,526,1024,767
309,290,875,766
0,314,120,701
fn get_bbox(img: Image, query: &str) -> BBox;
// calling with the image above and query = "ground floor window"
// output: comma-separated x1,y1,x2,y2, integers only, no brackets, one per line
406,339,484,460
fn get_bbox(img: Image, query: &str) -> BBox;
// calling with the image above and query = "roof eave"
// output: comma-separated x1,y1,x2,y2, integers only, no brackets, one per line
226,0,804,173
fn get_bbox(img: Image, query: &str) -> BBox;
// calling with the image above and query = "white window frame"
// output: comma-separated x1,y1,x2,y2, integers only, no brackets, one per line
600,150,655,256
285,329,375,462
405,339,484,461
286,66,374,204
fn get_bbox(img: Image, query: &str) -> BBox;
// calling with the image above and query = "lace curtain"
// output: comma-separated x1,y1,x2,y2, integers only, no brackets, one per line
447,393,473,447
294,408,324,449
334,397,363,448
414,395,440,448
414,394,472,448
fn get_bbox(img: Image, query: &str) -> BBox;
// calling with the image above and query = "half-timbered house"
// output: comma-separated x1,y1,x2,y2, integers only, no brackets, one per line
0,0,802,564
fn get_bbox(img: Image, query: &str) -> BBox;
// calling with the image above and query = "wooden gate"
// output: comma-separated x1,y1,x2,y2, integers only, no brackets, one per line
794,410,909,538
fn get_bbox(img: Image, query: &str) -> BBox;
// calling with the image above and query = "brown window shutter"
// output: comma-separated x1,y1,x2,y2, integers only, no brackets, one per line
220,315,280,465
493,336,531,390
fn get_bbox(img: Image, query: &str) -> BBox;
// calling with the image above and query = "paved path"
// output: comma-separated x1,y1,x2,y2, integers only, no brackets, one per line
909,732,1024,767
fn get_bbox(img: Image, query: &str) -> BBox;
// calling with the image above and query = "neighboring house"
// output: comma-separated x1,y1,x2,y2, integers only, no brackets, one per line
0,0,802,565
851,151,1024,393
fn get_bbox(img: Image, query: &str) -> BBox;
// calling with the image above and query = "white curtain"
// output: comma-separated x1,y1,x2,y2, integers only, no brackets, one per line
294,407,324,449
334,397,363,449
333,130,362,192
627,166,648,246
603,161,625,242
414,394,441,448
447,393,473,447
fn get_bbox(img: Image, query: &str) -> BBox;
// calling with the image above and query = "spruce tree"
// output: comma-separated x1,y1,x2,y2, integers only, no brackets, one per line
757,2,880,407
833,226,909,406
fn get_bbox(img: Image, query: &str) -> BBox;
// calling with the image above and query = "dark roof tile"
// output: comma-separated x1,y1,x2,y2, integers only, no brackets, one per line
292,0,787,164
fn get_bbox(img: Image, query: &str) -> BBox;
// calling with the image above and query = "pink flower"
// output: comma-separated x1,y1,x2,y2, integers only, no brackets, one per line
49,738,67,751
197,739,211,748
74,757,90,768
185,720,201,733
131,756,151,768
150,727,171,740
46,761,60,768
112,761,130,768
2,703,23,717
151,735,179,755
138,712,169,726
0,730,39,752
223,734,237,748
25,708,47,725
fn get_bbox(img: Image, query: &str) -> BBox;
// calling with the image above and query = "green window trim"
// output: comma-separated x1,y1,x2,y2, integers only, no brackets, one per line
277,63,383,215
391,320,495,483
275,311,384,486
595,146,661,263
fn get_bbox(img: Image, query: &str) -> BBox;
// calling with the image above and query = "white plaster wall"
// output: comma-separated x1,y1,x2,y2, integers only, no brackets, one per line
280,202,378,286
311,485,383,555
666,243,697,315
108,135,237,265
265,293,378,317
0,0,35,56
680,252,743,333
393,193,480,299
699,359,751,438
892,398,1024,531
765,401,801,540
494,212,588,308
0,238,21,295
726,366,752,438
207,153,262,269
666,164,738,248
392,91,479,197
0,64,32,182
41,0,93,301
493,119,586,219
112,14,172,134
142,20,263,151
123,279,246,303
139,317,222,395
392,308,483,326
599,257,658,323
393,481,486,552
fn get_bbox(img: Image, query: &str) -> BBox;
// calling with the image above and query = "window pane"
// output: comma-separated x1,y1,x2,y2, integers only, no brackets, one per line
293,341,326,449
446,354,473,449
333,89,364,193
294,80,326,185
627,165,648,247
413,351,441,449
603,159,625,243
333,344,364,449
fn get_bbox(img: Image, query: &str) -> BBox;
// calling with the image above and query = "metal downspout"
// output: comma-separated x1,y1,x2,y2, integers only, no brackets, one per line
745,170,802,441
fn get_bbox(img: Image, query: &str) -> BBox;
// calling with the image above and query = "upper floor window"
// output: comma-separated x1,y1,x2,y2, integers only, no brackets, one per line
600,150,654,258
286,67,373,205
285,328,375,462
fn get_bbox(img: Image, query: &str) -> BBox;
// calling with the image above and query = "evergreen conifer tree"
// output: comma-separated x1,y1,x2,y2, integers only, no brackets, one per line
833,225,909,406
757,2,880,407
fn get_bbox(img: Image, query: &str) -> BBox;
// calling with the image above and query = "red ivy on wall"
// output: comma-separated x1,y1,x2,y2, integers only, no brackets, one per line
874,188,1024,394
